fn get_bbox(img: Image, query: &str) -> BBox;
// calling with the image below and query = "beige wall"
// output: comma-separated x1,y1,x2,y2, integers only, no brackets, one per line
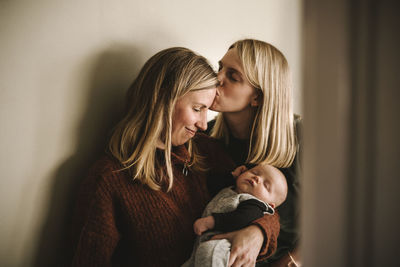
0,0,302,266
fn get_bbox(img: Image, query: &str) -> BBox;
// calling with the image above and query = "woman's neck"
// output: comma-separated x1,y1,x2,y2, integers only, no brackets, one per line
223,107,256,140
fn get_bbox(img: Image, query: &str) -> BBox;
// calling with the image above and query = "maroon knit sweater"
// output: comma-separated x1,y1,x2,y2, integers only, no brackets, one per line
70,134,279,267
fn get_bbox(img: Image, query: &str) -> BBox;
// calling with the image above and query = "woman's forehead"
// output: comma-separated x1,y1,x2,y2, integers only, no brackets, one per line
221,48,243,71
180,88,216,104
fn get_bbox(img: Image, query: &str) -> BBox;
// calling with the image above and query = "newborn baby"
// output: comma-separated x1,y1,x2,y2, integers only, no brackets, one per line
183,163,288,267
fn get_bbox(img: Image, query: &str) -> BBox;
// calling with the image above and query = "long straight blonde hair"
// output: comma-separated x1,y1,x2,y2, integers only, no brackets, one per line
109,47,218,191
211,39,297,168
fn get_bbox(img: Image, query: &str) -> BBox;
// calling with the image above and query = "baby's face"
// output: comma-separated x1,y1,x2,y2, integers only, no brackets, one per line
235,164,287,208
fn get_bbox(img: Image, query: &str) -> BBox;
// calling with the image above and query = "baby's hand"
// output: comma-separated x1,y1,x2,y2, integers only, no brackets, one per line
231,165,248,178
193,216,215,236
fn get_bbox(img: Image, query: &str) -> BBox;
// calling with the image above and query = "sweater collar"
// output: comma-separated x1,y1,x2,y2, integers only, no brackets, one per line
156,145,190,165
171,144,190,165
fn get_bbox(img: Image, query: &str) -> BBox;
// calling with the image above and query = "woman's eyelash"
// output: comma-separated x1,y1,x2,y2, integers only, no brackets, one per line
218,64,238,82
227,71,238,81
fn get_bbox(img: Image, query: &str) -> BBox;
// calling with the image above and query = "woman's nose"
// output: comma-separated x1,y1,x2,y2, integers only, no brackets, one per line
195,113,208,131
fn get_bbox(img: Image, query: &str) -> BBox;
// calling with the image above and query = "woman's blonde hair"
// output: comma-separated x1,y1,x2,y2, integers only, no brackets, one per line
211,39,297,168
109,47,218,191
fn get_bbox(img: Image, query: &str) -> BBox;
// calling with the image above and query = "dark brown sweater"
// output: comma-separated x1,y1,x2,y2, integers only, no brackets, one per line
70,134,279,267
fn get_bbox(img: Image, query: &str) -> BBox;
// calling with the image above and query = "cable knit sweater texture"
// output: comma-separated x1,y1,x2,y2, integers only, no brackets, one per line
70,134,280,267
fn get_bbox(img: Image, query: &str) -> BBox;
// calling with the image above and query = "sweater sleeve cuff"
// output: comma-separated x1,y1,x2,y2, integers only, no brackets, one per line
250,212,280,261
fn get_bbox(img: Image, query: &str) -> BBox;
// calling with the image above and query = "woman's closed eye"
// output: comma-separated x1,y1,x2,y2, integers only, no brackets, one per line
193,105,209,113
227,70,239,82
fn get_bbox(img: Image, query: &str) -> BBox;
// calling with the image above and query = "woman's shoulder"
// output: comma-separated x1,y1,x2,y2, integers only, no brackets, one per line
82,154,127,190
294,114,302,138
89,154,122,176
294,114,301,122
293,114,303,153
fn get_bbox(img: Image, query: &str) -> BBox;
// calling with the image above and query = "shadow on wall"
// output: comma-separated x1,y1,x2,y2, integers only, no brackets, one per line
33,44,145,267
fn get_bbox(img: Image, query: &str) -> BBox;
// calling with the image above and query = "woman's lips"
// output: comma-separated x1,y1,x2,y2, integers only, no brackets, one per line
185,127,196,136
211,98,219,110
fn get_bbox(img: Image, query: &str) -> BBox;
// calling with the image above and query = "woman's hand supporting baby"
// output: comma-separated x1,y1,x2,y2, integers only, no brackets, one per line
212,225,263,267
194,215,264,266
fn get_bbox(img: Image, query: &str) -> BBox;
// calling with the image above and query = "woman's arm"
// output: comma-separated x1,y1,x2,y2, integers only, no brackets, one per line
70,163,120,267
251,213,280,260
72,228,120,267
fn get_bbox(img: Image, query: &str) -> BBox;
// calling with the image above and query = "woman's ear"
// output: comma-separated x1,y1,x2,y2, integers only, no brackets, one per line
250,89,262,107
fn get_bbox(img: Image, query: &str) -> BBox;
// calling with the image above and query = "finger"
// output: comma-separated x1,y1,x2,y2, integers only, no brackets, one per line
238,257,255,267
243,259,256,267
239,165,248,173
227,250,238,267
231,169,240,178
210,232,230,240
230,254,246,267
